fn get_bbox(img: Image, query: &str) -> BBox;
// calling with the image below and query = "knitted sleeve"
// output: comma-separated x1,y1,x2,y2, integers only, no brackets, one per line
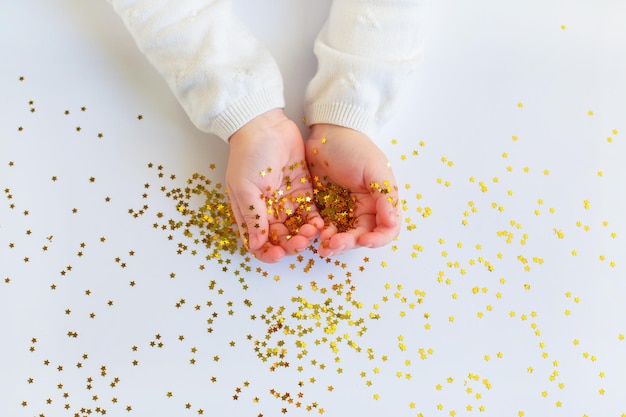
305,0,428,139
109,0,285,141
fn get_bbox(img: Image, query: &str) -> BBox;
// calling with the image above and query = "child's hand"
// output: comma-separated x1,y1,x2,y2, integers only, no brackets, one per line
226,109,323,263
305,124,401,257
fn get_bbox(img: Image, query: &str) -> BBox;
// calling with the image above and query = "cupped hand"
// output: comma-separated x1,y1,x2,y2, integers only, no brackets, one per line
226,109,323,263
305,124,401,257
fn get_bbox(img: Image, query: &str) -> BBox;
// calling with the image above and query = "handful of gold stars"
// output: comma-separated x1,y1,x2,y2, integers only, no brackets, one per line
313,176,357,233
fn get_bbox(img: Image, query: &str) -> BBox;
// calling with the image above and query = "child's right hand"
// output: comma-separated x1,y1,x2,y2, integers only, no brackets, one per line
226,109,323,263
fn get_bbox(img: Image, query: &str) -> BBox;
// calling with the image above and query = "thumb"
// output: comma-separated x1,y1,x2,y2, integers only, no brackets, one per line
230,184,269,251
375,190,401,229
366,172,400,228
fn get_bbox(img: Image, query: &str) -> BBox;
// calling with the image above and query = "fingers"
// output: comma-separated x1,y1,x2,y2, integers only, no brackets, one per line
317,211,379,257
229,205,291,264
318,213,398,258
299,221,322,241
318,229,358,257
271,223,311,254
318,186,401,257
229,183,324,262
236,186,398,261
249,213,317,263
229,184,284,263
253,244,287,264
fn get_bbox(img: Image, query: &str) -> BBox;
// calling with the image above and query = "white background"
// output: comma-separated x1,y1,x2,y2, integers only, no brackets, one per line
1,1,626,416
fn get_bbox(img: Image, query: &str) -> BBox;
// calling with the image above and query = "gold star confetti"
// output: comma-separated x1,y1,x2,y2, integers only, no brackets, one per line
4,37,626,417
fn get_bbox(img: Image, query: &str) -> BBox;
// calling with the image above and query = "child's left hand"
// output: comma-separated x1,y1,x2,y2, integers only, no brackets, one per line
305,123,401,257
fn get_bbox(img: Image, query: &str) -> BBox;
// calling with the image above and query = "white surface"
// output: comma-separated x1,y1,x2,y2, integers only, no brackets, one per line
1,1,626,416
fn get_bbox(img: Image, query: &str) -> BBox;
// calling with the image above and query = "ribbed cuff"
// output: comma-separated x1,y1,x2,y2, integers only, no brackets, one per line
306,101,377,138
210,87,285,142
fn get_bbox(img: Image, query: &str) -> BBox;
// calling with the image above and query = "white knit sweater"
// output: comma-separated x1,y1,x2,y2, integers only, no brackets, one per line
109,0,427,141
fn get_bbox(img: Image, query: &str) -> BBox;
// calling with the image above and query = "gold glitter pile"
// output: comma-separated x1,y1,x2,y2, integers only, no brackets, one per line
313,177,356,232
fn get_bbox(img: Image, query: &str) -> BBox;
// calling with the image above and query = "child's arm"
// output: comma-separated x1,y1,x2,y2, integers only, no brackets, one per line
305,0,428,256
110,0,322,262
109,0,284,141
305,0,428,138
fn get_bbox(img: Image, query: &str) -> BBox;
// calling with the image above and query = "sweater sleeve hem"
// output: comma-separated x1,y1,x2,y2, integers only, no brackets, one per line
306,101,377,138
209,87,285,142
